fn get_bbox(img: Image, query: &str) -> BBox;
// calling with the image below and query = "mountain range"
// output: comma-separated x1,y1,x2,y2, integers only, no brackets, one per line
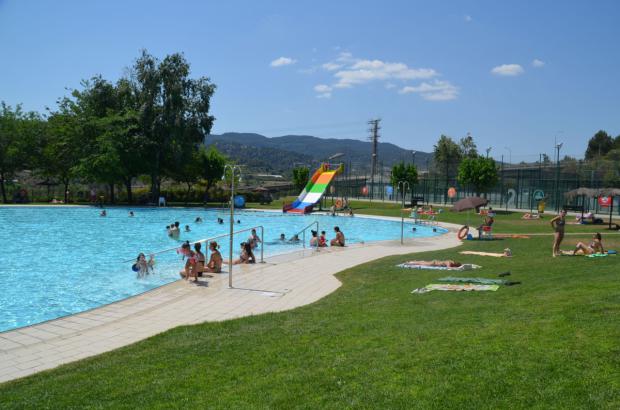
204,133,432,175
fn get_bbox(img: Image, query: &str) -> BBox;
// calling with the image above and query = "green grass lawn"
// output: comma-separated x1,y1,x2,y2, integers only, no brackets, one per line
1,203,619,408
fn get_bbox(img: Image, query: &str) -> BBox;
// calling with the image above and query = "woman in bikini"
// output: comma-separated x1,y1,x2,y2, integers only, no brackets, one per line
550,209,567,257
204,241,223,273
194,242,206,277
572,232,604,255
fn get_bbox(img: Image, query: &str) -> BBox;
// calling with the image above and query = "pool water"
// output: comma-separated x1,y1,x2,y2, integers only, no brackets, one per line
0,206,446,332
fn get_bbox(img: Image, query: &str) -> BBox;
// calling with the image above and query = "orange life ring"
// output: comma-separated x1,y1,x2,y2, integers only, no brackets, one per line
457,225,469,240
335,199,343,209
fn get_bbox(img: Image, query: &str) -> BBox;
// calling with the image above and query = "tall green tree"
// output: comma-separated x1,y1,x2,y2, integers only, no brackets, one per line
457,156,499,195
292,167,310,192
459,134,478,159
0,104,44,203
585,130,613,160
40,111,82,203
129,50,216,201
200,145,227,195
434,135,462,202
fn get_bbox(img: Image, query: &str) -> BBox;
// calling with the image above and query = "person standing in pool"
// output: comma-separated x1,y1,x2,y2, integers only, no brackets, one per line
550,209,567,257
331,226,345,247
248,228,261,249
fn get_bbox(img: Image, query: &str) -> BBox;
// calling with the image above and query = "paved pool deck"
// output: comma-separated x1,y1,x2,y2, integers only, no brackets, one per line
0,218,462,384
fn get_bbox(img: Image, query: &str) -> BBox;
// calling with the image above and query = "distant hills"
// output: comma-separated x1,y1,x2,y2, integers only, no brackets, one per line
204,133,432,175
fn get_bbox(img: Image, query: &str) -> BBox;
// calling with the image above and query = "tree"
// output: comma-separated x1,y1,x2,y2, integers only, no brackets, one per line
40,111,82,203
434,135,462,202
292,167,310,192
0,104,44,203
457,156,499,195
390,161,418,198
459,133,478,159
200,145,227,196
433,135,463,176
585,130,613,160
129,50,216,201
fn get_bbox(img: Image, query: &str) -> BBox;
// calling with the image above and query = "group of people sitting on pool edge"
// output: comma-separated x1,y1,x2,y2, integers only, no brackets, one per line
178,240,224,282
307,227,345,247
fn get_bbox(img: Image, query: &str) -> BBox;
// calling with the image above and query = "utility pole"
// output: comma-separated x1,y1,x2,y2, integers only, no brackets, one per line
368,119,381,200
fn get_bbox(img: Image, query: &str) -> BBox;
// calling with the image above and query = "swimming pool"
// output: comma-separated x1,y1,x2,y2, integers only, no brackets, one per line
0,206,446,332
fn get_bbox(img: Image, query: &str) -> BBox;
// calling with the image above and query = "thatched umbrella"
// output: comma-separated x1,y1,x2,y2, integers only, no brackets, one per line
564,187,620,230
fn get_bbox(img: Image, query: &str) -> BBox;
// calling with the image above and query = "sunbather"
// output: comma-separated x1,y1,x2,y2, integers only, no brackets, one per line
572,232,604,255
405,260,462,268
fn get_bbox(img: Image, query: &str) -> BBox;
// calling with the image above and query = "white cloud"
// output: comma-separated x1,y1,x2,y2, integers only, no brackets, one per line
491,64,524,76
333,59,437,88
310,52,456,101
532,59,545,68
270,57,296,67
464,15,472,22
314,84,332,99
398,80,459,101
322,62,343,71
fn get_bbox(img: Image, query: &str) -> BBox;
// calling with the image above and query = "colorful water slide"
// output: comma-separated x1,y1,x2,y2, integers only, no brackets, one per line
283,164,342,214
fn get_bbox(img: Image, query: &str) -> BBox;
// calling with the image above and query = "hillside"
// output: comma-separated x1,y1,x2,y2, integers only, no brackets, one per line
204,133,432,173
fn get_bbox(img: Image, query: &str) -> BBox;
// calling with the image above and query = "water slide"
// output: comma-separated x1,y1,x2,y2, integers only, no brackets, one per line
283,164,342,214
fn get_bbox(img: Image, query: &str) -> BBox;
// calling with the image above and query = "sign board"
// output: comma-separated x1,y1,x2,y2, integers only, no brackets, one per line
533,189,545,201
447,187,457,198
234,195,246,208
598,196,612,207
361,186,369,196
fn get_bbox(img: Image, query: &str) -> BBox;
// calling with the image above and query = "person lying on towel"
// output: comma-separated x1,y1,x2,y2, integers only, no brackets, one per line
406,260,462,268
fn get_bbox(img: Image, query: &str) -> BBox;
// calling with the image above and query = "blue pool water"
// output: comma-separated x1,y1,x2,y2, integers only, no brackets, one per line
0,206,446,332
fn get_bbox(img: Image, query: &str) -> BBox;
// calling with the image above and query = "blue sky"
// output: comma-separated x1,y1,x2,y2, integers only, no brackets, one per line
1,0,619,161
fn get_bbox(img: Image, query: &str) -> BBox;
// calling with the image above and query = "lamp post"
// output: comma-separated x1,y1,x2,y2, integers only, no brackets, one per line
555,142,563,212
504,146,512,165
397,180,410,244
223,164,242,288
411,150,417,166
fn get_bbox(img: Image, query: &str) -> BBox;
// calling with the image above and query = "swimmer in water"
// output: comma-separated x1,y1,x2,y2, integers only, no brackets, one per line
195,216,203,223
100,210,107,217
129,211,134,217
134,253,155,278
279,233,286,241
185,225,191,232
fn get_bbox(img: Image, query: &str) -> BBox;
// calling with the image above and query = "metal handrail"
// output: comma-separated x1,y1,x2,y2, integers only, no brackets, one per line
121,225,265,264
292,220,319,248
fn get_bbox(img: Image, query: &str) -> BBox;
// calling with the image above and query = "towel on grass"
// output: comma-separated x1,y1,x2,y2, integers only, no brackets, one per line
397,263,480,271
460,251,510,258
412,284,500,294
438,276,513,285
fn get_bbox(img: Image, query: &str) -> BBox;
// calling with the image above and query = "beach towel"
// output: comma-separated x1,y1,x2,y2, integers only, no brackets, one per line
438,276,519,286
460,251,510,258
397,263,480,271
412,284,500,294
587,253,608,258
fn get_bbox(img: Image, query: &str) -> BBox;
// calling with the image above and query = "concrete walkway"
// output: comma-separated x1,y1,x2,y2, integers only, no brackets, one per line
0,224,461,383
